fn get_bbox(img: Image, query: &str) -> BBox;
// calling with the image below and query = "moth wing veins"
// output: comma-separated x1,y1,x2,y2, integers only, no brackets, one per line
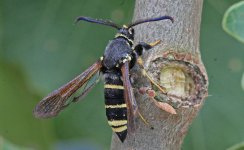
33,60,102,119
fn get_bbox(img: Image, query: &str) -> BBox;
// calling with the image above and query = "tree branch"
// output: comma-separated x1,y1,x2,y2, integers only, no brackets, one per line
110,0,208,149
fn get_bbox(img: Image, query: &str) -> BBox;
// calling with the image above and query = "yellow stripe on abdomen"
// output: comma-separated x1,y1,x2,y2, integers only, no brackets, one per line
105,104,127,109
111,125,127,132
104,84,124,90
108,120,127,127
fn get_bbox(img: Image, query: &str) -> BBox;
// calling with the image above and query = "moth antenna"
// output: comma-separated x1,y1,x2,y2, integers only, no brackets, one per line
127,16,174,28
75,16,121,30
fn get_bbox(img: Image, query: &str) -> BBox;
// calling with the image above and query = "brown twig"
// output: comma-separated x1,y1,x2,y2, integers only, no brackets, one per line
110,0,208,149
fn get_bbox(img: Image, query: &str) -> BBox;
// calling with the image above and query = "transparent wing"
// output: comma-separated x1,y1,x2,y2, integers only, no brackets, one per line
72,71,101,102
33,60,102,118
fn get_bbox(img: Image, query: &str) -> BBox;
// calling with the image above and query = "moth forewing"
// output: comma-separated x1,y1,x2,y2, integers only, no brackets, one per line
33,60,102,118
121,61,138,133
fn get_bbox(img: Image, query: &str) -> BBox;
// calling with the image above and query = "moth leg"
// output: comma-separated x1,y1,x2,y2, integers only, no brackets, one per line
137,57,167,94
133,40,176,113
137,111,154,129
133,40,167,94
134,40,161,55
136,58,171,111
139,87,177,115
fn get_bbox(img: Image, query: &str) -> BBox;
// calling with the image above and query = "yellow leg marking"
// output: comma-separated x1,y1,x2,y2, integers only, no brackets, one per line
112,125,127,132
108,120,127,126
138,111,150,126
142,70,166,93
104,84,124,90
149,40,161,47
100,56,104,61
105,104,127,109
137,57,166,93
122,25,128,28
137,57,143,66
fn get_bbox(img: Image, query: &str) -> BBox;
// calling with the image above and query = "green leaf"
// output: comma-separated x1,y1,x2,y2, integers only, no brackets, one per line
222,1,244,43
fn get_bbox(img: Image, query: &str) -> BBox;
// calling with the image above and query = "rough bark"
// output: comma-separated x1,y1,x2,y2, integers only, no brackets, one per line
110,0,208,149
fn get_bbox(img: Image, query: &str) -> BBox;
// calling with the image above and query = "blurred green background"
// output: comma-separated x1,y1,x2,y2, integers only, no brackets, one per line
0,0,244,150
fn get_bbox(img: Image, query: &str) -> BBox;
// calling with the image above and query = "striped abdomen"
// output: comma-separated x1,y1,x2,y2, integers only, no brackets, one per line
104,72,127,142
